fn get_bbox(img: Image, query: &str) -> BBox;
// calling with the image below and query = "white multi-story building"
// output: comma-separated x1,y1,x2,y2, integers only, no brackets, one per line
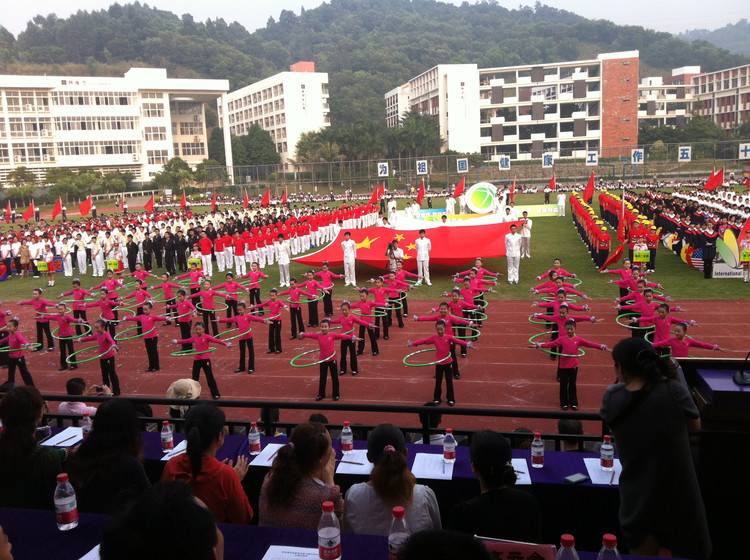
692,63,750,133
217,61,330,165
638,67,699,128
0,68,228,184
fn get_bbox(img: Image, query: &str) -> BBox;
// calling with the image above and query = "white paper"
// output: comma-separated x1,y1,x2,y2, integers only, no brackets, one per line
335,449,373,475
411,452,454,480
41,427,83,447
512,458,531,485
250,443,285,467
79,545,100,560
160,440,187,461
260,545,319,560
583,457,622,485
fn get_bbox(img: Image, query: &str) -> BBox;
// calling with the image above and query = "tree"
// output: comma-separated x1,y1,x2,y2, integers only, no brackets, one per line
7,166,36,188
208,127,226,164
151,157,194,190
240,125,281,166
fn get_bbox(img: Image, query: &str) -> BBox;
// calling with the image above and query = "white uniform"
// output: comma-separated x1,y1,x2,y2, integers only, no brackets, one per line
341,238,357,286
557,193,566,217
276,239,291,287
415,236,432,285
520,218,533,258
505,231,522,284
445,197,456,215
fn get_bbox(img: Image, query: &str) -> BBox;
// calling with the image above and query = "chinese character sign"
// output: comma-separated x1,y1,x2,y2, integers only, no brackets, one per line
416,160,428,175
739,143,750,160
456,158,469,173
631,149,644,164
585,152,599,167
542,153,554,168
678,146,691,162
377,162,389,178
498,155,511,170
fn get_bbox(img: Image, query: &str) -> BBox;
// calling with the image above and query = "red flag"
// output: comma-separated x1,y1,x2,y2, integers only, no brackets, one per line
707,168,724,190
599,242,627,272
453,178,465,198
121,192,125,209
415,181,425,206
144,195,154,214
243,190,249,210
282,188,287,206
180,191,186,211
5,201,10,224
211,192,216,213
261,188,270,207
548,175,556,192
378,183,385,201
79,195,92,217
616,202,626,244
22,201,34,223
509,179,516,203
582,172,595,203
368,185,378,206
745,176,750,189
52,198,62,222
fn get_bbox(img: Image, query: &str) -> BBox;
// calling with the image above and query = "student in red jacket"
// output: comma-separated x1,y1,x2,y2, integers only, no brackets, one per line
78,320,120,396
300,318,359,401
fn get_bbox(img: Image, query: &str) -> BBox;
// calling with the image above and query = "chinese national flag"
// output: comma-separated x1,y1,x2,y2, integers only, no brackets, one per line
548,175,556,192
22,201,34,223
180,191,186,211
79,195,92,217
243,189,249,209
509,179,516,203
52,198,62,222
282,188,287,205
261,188,270,207
616,203,626,243
582,172,595,203
600,242,627,272
453,178,465,198
415,181,425,206
211,192,216,212
5,201,10,224
144,195,154,214
368,185,378,205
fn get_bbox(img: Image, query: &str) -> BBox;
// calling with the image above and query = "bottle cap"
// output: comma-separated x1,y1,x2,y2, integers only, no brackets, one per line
604,435,611,442
392,506,405,519
534,431,541,438
344,421,350,427
322,501,334,513
83,412,89,418
57,473,69,483
251,421,257,428
603,534,617,548
446,428,452,434
162,420,169,426
561,534,575,547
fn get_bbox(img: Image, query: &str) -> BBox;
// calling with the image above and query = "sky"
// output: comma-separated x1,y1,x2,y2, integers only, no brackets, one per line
3,0,748,37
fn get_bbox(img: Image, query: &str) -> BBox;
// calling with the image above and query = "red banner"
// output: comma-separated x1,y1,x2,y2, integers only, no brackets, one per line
415,181,424,205
22,201,34,223
79,196,92,217
261,188,270,207
144,195,154,214
52,198,62,221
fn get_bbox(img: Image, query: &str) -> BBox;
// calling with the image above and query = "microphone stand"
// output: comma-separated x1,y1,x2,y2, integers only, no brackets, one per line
734,350,750,386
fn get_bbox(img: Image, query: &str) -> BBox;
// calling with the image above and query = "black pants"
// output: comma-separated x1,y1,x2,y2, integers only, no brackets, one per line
357,324,378,354
127,256,137,273
649,249,657,271
226,300,238,319
619,287,629,299
179,321,193,350
59,339,74,369
449,342,460,378
73,309,88,336
155,250,163,269
307,301,319,327
387,304,404,328
100,357,120,396
192,359,220,398
190,287,199,296
268,321,282,352
8,356,34,386
323,289,334,316
374,309,389,339
238,338,255,371
143,252,152,271
400,291,409,316
631,313,645,339
433,363,454,403
249,288,263,314
145,337,159,370
202,310,219,336
558,366,578,408
36,322,53,349
340,339,357,374
290,308,304,338
165,255,176,275
318,360,339,399
176,253,187,272
105,319,116,339
0,331,8,367
165,298,177,322
135,306,144,334
703,258,713,279
472,297,484,328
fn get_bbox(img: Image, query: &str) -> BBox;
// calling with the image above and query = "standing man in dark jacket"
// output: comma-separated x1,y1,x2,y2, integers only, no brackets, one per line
125,234,138,273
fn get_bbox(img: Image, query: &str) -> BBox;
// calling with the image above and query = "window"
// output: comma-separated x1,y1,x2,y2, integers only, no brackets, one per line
147,150,169,165
144,126,167,141
180,142,205,156
143,103,164,118
179,122,204,136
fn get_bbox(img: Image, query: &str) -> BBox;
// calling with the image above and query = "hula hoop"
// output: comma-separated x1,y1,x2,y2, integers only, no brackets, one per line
216,328,252,341
290,349,336,368
61,298,95,304
290,291,325,304
568,277,583,287
101,308,135,324
473,298,489,309
113,326,156,341
528,332,586,357
528,314,554,325
52,324,92,340
652,289,664,296
0,343,42,352
468,309,488,321
66,345,111,365
177,277,196,285
616,312,652,330
196,301,229,313
386,299,404,311
171,347,218,357
403,348,451,367
541,295,578,303
121,280,138,289
453,326,481,340
150,295,171,304
38,309,69,316
353,309,387,318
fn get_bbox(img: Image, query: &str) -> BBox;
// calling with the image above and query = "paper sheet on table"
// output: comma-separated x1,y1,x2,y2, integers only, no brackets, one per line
512,458,531,485
160,440,187,461
335,449,373,475
411,453,454,480
41,427,83,447
250,443,285,467
79,545,100,560
583,457,622,485
260,545,318,560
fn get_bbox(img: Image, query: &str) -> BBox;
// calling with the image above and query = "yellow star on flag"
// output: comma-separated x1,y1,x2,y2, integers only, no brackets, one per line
403,254,412,259
356,236,379,250
406,243,416,251
395,234,405,241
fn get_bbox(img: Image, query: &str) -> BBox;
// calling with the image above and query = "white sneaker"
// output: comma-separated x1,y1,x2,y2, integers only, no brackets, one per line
426,282,432,286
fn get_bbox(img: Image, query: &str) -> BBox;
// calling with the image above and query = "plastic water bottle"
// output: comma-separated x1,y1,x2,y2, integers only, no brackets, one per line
555,534,580,560
54,473,78,531
318,500,341,560
340,421,353,455
161,420,174,451
531,431,544,468
596,534,621,560
248,421,262,455
81,412,92,440
388,506,410,560
600,435,614,471
443,428,456,464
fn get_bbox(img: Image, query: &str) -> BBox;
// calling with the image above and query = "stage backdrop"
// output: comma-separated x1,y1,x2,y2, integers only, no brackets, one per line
293,222,522,270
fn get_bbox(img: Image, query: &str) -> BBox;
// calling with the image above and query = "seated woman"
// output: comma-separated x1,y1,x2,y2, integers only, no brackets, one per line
0,386,65,509
448,430,541,543
161,403,253,524
259,421,342,529
343,423,441,535
66,399,150,513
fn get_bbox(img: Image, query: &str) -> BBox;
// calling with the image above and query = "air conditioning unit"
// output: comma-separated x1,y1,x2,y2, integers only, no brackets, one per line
132,154,140,162
193,115,200,122
193,136,200,143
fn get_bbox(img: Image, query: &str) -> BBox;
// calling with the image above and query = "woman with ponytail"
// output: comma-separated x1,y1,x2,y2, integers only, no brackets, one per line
160,403,253,524
600,337,711,559
259,421,342,529
343,423,440,535
449,430,541,542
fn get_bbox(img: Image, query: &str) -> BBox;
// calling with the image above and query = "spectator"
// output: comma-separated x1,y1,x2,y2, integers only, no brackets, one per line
398,530,493,560
448,431,541,543
258,408,286,437
100,481,223,560
259,421,342,529
510,427,534,450
161,403,253,524
557,418,584,452
66,399,150,513
344,423,441,535
0,386,65,509
58,377,111,419
412,402,444,445
166,378,201,422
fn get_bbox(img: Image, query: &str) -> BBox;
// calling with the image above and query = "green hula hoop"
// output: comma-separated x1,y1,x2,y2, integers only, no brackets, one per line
386,299,404,311
121,280,138,289
403,348,451,368
61,298,95,304
291,290,325,304
0,343,42,353
216,328,252,341
616,312,652,330
290,349,336,368
66,345,111,365
177,277,198,285
196,301,229,313
52,324,92,340
541,295,578,303
353,309,387,318
113,326,156,341
38,309,69,316
468,309,488,321
171,346,218,357
453,326,481,340
652,289,665,296
528,332,586,358
528,315,554,325
101,308,135,324
473,298,489,309
568,277,583,287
